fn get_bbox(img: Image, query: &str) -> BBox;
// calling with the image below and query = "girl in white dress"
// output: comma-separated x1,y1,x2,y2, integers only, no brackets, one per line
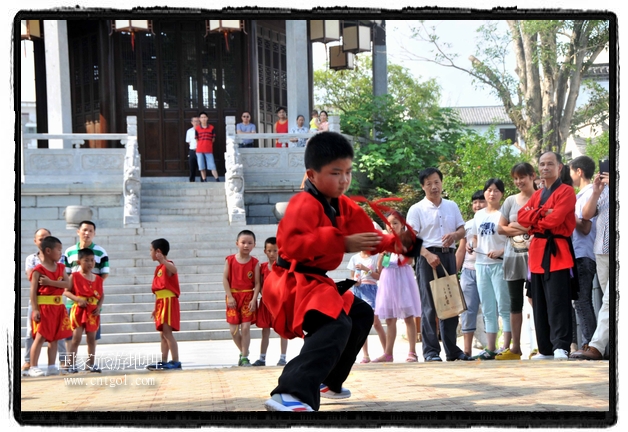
373,211,422,363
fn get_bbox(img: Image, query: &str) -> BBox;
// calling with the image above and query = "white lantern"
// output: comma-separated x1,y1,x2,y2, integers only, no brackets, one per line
329,45,354,71
112,20,152,33
342,22,371,54
208,20,243,33
310,20,341,44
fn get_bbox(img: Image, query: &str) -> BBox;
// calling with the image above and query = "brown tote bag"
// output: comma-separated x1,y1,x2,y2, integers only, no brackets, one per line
429,264,467,320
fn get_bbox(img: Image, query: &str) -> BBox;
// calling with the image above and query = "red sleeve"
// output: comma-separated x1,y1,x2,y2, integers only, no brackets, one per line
537,186,577,231
517,191,542,228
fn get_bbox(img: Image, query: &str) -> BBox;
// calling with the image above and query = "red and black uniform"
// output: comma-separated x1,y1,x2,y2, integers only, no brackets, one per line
152,261,181,332
226,255,259,325
263,180,421,410
69,272,103,332
30,263,73,342
256,261,274,329
194,124,215,154
518,180,577,355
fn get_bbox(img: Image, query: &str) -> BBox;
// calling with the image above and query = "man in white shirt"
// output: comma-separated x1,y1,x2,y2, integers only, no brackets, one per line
407,167,472,362
568,156,598,350
186,117,200,182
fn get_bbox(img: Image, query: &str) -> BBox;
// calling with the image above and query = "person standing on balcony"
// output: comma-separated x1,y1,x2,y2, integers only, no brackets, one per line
318,111,329,132
289,115,309,148
274,107,289,148
186,117,200,182
236,111,256,148
195,112,219,182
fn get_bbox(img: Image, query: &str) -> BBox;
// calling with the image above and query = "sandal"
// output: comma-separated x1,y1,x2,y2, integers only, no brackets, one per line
371,354,393,363
406,352,418,362
359,356,371,364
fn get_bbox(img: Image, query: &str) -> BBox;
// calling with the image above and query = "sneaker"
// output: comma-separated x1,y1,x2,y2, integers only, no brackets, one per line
28,367,44,377
320,384,351,399
146,361,165,371
46,366,60,376
553,349,569,360
530,352,554,360
495,348,522,361
240,357,251,367
88,365,102,373
264,393,314,412
528,349,539,359
472,349,497,360
162,361,182,370
215,177,220,182
67,366,79,374
276,358,287,366
252,359,266,367
447,352,474,361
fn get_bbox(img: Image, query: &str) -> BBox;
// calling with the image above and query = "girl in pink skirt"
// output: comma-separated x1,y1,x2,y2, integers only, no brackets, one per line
372,211,422,363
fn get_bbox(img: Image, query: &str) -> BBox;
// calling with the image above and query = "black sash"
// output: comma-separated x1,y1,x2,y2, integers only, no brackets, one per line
534,230,579,300
275,256,356,295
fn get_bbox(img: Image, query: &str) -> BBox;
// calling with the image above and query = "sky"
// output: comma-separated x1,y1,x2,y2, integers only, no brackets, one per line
312,20,511,108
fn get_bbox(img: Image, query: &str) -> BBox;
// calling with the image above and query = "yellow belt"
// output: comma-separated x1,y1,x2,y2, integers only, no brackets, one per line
37,295,64,305
155,289,176,299
230,289,253,293
76,296,99,305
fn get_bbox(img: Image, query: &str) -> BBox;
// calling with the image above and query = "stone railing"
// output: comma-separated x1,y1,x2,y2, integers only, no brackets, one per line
224,115,344,224
21,116,141,227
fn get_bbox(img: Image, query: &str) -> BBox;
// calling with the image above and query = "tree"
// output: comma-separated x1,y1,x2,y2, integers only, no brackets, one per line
408,19,610,160
585,130,610,168
314,56,470,195
439,127,521,221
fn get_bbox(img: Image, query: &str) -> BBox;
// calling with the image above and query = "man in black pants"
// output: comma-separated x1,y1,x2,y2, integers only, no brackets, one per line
185,117,199,182
407,167,473,362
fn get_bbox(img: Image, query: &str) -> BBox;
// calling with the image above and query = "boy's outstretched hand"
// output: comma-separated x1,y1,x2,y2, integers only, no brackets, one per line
345,232,382,253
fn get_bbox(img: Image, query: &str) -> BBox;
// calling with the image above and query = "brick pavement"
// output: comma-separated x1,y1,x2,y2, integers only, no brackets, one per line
19,360,610,412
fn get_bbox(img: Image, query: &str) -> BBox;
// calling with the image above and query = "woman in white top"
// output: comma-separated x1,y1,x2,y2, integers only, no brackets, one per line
289,115,310,148
469,178,510,360
496,163,536,360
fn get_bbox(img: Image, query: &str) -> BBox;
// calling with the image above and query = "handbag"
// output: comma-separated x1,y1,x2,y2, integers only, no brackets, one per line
429,264,467,320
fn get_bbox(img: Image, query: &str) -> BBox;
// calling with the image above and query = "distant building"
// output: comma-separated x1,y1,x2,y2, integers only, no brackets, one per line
452,105,524,148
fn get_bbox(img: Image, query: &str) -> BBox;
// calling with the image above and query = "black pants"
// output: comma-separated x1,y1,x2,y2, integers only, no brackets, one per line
416,252,463,360
530,269,573,354
270,297,373,411
188,149,199,182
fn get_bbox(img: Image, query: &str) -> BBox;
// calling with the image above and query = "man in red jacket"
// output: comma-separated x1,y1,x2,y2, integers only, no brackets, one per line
518,151,577,361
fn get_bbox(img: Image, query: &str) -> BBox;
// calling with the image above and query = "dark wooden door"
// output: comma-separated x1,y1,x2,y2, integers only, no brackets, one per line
114,20,245,176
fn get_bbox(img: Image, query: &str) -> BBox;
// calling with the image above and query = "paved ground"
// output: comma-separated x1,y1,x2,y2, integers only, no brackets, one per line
16,333,614,426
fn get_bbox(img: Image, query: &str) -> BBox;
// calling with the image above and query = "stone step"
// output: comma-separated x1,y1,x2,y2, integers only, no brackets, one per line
141,194,226,203
140,215,229,223
140,208,227,216
141,181,224,189
20,224,278,238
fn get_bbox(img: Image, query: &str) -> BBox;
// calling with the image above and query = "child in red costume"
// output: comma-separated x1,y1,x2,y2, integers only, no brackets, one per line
28,236,73,377
147,238,182,370
252,237,289,367
223,230,261,367
65,248,104,373
263,132,421,412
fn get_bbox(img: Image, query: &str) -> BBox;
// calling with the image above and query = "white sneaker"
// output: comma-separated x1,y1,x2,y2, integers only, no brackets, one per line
28,367,44,377
530,352,554,360
320,384,351,399
553,349,569,360
264,394,314,412
46,366,59,376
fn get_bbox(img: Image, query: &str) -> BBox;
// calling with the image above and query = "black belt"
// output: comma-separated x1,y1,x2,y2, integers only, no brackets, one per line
426,246,454,254
276,256,328,276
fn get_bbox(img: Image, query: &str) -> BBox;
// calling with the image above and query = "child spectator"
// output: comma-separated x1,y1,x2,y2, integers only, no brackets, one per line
253,237,288,367
347,249,384,363
274,107,289,148
373,211,422,363
223,230,261,367
147,238,182,370
195,111,219,182
65,248,104,373
309,110,320,132
455,190,488,357
262,132,421,412
28,236,73,377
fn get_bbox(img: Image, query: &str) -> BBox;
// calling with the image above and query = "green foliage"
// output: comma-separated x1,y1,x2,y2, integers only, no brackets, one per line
585,130,610,167
439,128,521,221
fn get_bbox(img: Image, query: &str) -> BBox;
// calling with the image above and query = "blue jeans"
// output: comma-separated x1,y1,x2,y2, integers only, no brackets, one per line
573,257,597,346
459,268,480,333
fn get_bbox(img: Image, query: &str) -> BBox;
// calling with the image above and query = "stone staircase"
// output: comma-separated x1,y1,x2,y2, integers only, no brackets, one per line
19,180,352,346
